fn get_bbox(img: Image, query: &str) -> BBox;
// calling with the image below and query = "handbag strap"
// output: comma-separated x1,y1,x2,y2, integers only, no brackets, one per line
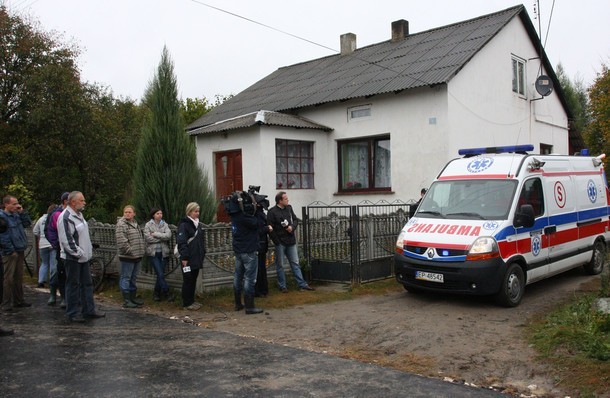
186,224,199,244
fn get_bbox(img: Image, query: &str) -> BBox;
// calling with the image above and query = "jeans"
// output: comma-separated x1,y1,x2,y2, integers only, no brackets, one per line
149,252,169,292
64,259,96,318
38,247,56,284
119,260,141,293
50,253,66,298
275,243,307,289
233,251,258,296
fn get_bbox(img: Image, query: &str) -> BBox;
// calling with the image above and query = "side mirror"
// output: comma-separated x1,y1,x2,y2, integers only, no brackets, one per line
514,204,535,228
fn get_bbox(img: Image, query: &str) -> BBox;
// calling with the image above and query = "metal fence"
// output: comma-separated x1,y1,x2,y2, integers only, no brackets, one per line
303,200,413,284
23,199,413,292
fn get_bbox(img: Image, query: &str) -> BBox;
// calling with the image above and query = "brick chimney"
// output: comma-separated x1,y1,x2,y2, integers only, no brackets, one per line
340,33,357,55
391,19,409,41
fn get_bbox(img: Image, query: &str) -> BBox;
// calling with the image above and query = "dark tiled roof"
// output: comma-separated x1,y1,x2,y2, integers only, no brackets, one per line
189,5,523,130
188,4,576,151
188,110,332,136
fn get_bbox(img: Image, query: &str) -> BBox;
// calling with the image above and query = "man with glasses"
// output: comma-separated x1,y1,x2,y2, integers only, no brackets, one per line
268,192,315,293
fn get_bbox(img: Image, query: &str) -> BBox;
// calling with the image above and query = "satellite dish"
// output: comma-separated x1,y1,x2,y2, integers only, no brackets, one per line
535,75,553,96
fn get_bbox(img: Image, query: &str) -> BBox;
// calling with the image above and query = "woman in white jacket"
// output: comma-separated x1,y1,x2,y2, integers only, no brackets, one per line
33,204,56,289
144,208,174,301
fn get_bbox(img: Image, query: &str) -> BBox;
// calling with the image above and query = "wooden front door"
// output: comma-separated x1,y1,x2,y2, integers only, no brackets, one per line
215,150,242,222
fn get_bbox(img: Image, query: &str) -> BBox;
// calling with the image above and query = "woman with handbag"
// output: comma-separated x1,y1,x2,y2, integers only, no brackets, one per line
176,202,206,310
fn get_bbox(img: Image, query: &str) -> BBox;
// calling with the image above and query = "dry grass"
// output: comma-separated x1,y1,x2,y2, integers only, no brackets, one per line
339,345,437,376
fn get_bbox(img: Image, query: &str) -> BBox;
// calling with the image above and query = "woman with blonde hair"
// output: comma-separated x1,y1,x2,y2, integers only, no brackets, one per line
176,202,206,310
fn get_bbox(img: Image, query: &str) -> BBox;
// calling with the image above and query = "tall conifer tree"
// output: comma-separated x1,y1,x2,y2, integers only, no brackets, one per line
132,47,216,225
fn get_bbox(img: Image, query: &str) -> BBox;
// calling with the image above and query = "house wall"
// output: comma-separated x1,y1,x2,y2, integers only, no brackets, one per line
295,87,450,209
195,125,331,211
446,17,569,154
195,125,262,196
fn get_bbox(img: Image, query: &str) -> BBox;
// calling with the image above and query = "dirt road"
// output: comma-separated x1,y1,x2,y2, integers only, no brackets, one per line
191,268,602,397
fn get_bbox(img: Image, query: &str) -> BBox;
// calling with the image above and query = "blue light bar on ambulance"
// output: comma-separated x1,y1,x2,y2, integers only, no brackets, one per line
458,144,534,157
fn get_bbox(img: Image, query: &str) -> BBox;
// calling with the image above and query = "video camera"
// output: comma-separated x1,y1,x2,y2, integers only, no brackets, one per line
221,185,269,216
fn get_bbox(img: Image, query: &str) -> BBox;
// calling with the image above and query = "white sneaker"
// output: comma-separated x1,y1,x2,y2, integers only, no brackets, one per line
184,302,202,310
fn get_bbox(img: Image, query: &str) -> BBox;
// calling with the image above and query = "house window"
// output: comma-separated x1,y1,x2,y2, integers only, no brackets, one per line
338,136,391,192
348,104,372,121
540,143,553,154
512,56,526,96
276,139,314,189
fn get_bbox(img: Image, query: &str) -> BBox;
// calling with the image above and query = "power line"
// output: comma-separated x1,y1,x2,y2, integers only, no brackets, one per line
189,0,338,53
187,0,436,87
543,0,556,48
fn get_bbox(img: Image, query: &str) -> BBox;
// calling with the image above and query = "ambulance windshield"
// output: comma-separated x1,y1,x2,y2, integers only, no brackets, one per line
417,179,518,220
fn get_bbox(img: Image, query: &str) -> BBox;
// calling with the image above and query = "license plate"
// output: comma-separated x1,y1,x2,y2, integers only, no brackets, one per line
415,271,444,283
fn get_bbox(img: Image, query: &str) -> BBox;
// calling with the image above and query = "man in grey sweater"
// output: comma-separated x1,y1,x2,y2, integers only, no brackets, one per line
57,191,105,323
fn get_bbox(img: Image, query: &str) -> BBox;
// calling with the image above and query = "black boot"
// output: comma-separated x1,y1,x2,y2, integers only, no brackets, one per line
122,291,138,308
153,288,161,302
245,295,263,315
162,289,176,302
47,286,57,305
130,291,144,307
234,290,244,311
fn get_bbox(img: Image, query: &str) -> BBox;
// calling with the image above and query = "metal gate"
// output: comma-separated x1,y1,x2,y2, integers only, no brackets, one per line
302,200,411,284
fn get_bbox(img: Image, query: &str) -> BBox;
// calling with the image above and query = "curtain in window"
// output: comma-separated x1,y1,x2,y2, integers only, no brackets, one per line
374,139,391,188
342,142,369,189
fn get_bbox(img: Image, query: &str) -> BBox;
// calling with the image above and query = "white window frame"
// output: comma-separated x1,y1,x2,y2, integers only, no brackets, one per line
275,139,315,190
348,104,372,122
512,55,526,97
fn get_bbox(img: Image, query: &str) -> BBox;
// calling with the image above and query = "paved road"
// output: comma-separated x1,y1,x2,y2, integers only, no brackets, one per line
0,288,503,397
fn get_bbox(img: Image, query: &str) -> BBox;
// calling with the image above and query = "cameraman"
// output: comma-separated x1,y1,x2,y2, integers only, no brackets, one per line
267,192,314,292
227,192,263,315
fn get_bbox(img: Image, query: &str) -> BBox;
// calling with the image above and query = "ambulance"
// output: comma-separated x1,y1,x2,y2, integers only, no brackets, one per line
394,145,608,307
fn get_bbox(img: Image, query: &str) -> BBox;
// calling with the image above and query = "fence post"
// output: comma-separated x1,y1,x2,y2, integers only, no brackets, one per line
349,205,359,284
301,206,309,280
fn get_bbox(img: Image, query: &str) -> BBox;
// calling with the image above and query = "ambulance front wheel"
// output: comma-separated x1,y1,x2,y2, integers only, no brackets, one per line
495,263,525,307
402,284,422,294
583,239,606,275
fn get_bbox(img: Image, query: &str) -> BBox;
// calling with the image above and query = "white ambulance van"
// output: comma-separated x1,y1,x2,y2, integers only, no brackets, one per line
394,145,608,307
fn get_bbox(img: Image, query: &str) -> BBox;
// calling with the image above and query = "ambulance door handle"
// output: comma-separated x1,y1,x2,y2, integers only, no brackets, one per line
544,226,556,235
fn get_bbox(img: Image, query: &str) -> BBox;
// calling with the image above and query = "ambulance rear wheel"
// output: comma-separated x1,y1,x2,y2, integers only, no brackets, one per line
584,239,606,275
496,263,525,307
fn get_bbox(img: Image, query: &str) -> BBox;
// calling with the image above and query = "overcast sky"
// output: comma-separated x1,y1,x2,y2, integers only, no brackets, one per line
8,0,610,101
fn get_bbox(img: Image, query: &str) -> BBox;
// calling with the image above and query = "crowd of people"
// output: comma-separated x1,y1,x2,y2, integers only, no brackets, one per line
0,189,316,334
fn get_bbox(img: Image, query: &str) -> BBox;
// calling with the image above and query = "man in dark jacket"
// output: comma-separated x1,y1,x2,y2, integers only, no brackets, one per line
254,203,270,298
267,192,314,293
0,195,32,312
229,208,263,315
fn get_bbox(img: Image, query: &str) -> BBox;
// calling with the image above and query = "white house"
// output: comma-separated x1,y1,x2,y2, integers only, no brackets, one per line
187,5,582,222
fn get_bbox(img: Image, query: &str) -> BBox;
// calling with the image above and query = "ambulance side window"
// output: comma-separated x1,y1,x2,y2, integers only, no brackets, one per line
517,178,544,217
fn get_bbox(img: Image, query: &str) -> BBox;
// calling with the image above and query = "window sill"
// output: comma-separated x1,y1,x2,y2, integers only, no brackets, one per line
334,190,394,196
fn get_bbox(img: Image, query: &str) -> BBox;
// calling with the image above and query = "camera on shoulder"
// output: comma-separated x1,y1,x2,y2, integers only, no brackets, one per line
221,185,269,216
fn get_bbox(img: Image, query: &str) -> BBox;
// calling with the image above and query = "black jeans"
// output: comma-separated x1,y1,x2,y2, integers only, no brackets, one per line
52,250,66,298
255,250,268,296
181,268,199,307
